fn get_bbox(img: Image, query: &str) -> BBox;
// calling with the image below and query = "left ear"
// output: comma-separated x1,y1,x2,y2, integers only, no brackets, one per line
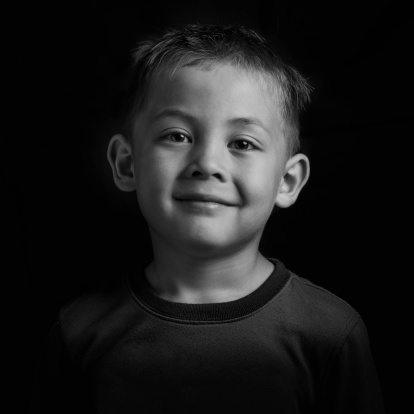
275,153,310,208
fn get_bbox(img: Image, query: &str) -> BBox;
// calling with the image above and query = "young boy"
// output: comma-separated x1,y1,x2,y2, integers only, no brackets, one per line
31,24,385,413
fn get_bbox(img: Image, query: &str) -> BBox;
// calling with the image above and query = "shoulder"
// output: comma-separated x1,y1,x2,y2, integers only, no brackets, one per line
275,272,363,349
288,273,359,319
59,277,124,327
57,276,136,363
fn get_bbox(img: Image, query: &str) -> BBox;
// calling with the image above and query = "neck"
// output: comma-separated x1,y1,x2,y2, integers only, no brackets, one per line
144,236,274,304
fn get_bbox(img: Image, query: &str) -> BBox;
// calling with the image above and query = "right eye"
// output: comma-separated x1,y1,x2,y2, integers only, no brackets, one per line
162,132,192,143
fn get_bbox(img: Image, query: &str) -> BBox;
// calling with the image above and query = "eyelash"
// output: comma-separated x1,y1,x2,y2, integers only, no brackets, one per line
162,132,191,144
161,131,258,151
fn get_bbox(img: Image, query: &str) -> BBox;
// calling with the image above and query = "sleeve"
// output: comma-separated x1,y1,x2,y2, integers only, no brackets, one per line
29,321,96,414
317,317,386,414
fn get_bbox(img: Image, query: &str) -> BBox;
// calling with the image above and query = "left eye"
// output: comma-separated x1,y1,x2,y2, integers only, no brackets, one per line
228,139,255,151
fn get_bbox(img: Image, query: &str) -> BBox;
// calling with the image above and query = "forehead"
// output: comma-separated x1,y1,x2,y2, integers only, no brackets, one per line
138,64,284,135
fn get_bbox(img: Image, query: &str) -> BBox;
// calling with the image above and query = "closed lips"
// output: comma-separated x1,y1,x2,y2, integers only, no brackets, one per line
174,194,237,206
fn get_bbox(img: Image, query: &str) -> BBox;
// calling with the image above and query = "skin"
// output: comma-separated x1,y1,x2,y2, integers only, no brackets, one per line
108,64,310,304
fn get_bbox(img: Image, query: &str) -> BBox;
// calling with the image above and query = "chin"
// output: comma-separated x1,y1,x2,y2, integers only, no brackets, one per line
184,233,231,252
166,225,230,254
176,226,260,258
181,239,238,257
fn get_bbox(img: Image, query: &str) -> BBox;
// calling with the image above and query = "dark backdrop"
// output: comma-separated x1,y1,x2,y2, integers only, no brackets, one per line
5,1,411,412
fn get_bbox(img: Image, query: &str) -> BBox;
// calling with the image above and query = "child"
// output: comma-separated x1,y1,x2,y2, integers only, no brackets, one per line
31,23,385,413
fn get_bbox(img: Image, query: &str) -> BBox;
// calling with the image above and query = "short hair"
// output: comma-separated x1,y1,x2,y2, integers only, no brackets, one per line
121,23,312,156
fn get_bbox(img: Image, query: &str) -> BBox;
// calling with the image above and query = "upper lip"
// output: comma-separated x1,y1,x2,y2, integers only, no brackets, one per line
174,193,237,206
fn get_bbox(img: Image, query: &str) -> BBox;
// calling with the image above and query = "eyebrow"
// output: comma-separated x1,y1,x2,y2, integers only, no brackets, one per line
151,108,270,135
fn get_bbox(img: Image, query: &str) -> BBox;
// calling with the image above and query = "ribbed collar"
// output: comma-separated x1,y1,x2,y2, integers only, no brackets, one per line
127,258,290,323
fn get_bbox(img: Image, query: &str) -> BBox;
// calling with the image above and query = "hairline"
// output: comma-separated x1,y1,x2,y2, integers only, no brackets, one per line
126,59,300,158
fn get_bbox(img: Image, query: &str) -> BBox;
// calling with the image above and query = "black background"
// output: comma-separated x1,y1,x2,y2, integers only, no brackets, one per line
4,0,411,412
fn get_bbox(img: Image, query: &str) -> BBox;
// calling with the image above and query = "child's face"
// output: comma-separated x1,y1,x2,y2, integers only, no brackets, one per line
131,64,288,255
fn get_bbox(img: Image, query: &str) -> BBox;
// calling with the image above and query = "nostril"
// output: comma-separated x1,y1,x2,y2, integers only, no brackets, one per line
190,170,223,181
185,161,225,181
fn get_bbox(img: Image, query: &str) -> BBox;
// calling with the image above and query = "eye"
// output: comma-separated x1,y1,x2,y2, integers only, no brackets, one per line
228,139,256,151
163,132,192,143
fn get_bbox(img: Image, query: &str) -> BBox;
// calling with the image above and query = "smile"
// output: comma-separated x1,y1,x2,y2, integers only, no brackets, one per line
173,193,237,207
174,199,232,215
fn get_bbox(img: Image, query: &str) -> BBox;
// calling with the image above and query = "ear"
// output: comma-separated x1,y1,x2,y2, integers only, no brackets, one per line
275,153,310,208
107,134,136,192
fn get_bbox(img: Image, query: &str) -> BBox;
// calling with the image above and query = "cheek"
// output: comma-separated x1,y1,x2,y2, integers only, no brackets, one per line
134,149,178,206
237,162,282,208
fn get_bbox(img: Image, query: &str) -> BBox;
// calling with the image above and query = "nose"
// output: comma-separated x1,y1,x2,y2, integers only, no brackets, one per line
183,138,228,181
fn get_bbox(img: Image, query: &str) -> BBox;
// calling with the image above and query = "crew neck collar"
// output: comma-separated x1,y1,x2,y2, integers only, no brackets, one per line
127,258,291,323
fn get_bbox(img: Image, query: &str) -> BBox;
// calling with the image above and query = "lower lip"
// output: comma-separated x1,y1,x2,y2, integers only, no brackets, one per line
176,200,231,214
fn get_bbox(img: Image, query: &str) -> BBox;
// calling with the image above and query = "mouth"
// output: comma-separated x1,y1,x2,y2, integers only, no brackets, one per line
173,193,237,207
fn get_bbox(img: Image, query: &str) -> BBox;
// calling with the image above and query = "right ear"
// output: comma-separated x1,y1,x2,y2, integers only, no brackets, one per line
107,134,136,192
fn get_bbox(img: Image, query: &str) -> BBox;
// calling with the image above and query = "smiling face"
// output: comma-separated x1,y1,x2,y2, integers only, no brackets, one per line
131,64,288,256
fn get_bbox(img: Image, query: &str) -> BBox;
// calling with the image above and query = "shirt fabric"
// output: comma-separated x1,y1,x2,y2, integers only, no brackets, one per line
30,259,385,413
